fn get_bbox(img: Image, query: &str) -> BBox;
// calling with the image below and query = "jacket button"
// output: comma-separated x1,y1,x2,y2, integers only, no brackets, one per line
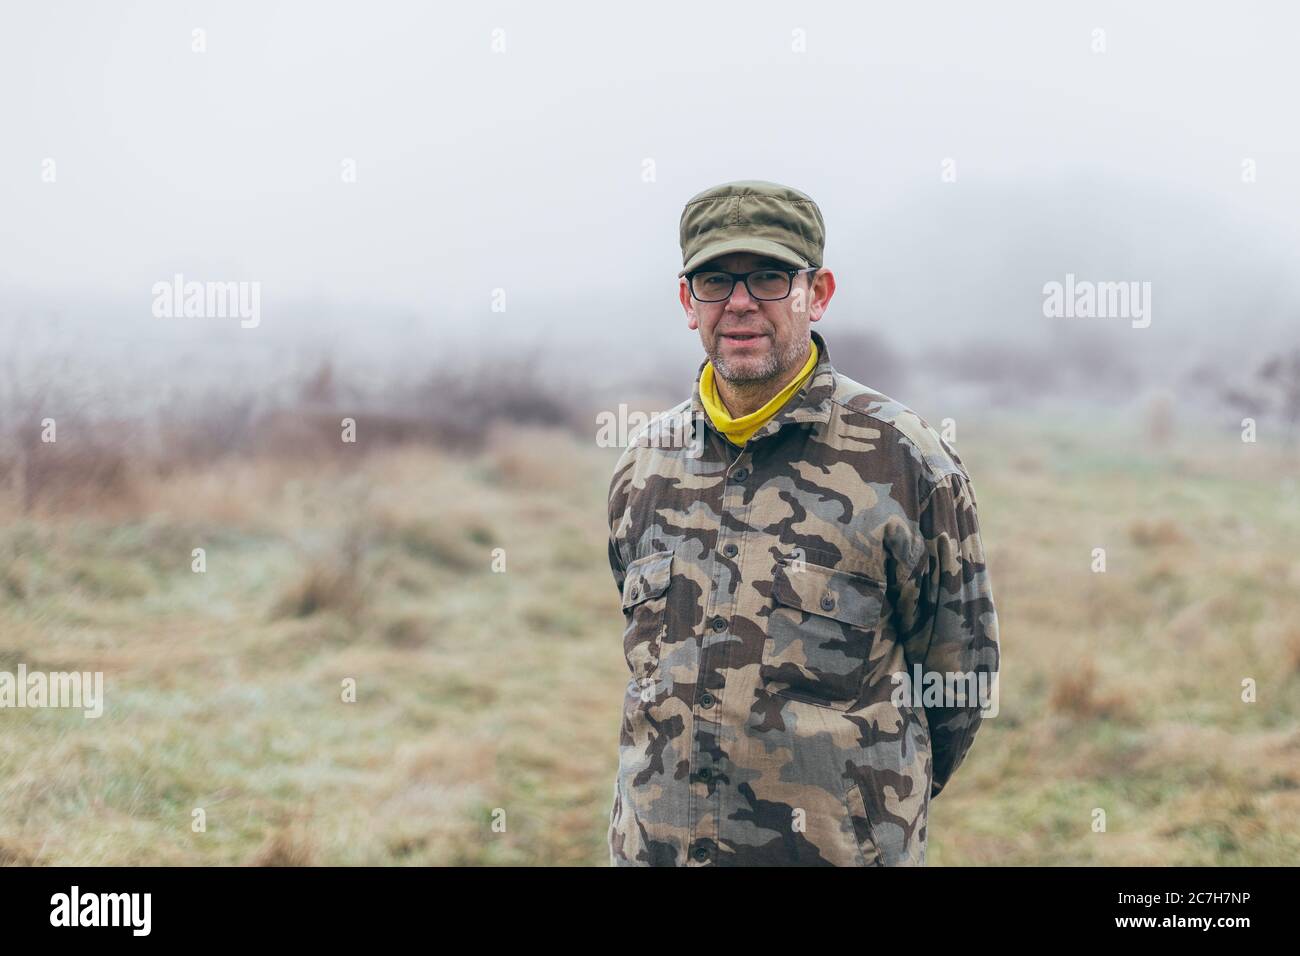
700,692,715,708
699,767,712,782
629,586,639,600
733,468,749,482
711,617,727,632
722,543,738,558
820,594,835,611
693,846,709,863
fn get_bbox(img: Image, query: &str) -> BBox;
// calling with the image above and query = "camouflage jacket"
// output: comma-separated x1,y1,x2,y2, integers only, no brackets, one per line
605,330,1000,866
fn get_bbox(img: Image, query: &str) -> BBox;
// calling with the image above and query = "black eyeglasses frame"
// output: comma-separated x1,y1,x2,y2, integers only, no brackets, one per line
685,266,818,303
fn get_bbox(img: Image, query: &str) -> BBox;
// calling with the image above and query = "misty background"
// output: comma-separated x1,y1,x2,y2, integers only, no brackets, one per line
2,0,1298,431
3,0,1300,869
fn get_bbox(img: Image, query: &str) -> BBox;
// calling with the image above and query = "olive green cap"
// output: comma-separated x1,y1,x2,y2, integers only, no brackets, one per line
677,180,825,277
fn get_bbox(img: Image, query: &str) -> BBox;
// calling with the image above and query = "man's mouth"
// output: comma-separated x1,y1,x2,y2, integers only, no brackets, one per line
719,332,768,347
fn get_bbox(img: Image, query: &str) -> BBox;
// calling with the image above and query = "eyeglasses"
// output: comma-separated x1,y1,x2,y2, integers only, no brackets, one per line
686,267,817,303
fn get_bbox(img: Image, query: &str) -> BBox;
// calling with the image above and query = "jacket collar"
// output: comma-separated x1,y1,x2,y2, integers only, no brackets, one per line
690,329,837,446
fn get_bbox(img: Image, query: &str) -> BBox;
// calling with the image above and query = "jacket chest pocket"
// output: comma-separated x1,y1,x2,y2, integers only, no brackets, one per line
761,558,886,711
621,551,673,681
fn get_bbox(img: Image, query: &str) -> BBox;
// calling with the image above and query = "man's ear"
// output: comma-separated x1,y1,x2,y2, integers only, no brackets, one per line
680,279,699,330
809,269,836,322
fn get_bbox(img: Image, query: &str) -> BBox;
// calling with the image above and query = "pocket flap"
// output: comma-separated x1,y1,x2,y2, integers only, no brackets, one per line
622,551,673,610
772,560,884,627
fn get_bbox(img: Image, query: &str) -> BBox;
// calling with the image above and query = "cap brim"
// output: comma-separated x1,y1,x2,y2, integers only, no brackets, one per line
678,237,810,277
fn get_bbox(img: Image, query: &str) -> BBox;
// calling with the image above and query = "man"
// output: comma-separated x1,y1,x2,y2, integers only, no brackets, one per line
605,180,1000,866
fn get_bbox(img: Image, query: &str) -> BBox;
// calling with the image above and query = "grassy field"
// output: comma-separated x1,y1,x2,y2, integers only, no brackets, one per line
1,416,1298,865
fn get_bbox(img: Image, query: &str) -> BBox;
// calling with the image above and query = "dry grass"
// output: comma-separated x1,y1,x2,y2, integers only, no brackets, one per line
1127,517,1189,548
0,840,39,867
0,416,1297,865
1047,659,1140,723
270,526,369,622
250,820,318,867
1284,628,1300,676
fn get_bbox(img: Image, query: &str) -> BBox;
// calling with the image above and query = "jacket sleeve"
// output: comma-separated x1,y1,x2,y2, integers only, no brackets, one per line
609,530,626,601
607,461,630,600
899,471,1000,800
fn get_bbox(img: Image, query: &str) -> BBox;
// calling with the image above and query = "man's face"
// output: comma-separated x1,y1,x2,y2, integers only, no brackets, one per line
680,252,823,385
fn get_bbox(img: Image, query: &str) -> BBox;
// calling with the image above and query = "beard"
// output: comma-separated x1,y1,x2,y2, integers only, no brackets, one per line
709,331,808,386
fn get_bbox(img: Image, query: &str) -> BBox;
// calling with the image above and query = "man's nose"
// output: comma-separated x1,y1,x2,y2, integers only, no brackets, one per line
725,277,756,310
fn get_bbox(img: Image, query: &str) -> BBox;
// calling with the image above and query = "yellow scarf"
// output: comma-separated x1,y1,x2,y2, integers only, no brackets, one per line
700,342,818,447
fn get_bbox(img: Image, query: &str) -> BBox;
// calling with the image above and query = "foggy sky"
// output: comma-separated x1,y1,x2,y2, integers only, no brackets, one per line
2,0,1297,406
